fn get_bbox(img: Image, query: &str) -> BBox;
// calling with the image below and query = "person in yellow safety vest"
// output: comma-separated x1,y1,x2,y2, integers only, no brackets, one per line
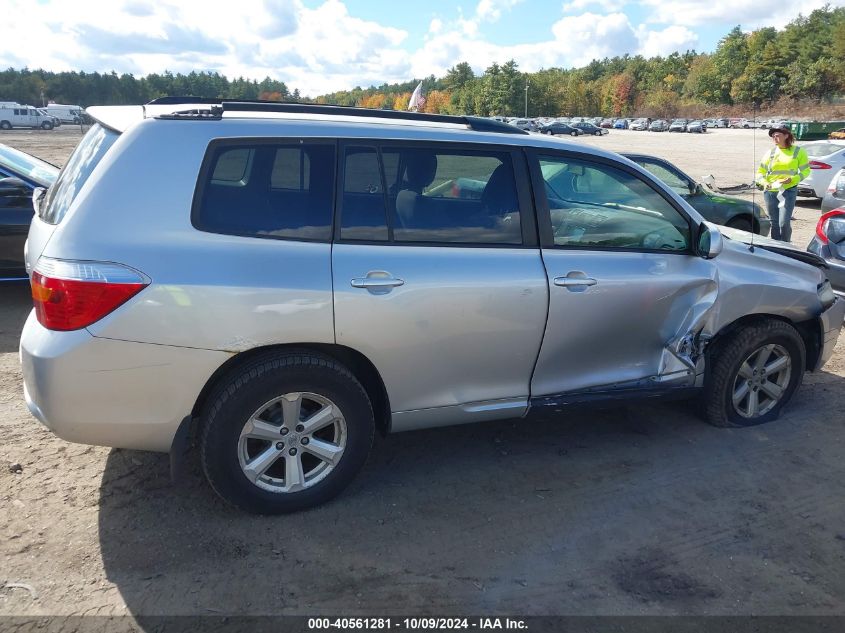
755,124,810,242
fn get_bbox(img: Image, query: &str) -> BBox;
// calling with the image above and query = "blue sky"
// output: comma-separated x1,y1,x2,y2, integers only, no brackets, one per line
2,0,843,96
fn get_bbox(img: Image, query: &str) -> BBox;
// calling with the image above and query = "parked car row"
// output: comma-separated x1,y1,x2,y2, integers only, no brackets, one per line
0,102,86,130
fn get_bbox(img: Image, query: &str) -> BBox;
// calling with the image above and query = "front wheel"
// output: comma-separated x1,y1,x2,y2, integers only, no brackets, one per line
570,131,578,136
0,121,11,130
704,320,805,427
41,121,53,130
594,130,602,136
201,351,375,514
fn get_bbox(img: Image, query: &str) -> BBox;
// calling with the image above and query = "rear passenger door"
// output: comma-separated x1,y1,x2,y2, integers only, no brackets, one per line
332,141,548,431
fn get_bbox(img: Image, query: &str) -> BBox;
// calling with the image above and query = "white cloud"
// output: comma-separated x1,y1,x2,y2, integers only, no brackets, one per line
410,11,698,80
475,0,523,22
13,0,827,99
563,0,627,12
0,0,413,96
636,25,698,58
640,0,845,27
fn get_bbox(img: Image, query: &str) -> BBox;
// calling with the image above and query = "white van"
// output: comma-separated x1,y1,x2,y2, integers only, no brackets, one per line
0,104,55,130
45,104,83,124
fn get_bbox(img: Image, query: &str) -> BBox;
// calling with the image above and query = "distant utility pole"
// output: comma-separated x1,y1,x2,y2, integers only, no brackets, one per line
524,80,529,118
40,90,45,107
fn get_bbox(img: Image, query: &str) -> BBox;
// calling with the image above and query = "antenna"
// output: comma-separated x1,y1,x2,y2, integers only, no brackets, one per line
750,104,757,252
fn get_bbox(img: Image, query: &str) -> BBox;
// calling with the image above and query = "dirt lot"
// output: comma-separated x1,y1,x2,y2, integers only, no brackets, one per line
1,125,844,621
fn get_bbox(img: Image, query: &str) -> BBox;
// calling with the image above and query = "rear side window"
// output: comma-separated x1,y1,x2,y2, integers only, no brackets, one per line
41,123,119,225
340,145,522,245
195,142,335,241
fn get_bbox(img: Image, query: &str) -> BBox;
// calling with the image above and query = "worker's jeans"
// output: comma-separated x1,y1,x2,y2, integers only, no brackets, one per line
764,187,797,243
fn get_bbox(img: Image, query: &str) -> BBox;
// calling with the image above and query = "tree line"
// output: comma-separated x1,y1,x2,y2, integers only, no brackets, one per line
2,7,842,117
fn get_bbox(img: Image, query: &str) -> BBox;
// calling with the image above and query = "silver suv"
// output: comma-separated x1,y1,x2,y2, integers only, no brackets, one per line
20,99,845,514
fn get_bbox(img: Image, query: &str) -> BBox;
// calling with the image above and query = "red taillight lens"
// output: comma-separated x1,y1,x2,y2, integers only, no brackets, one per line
815,209,845,245
31,259,148,331
809,161,832,169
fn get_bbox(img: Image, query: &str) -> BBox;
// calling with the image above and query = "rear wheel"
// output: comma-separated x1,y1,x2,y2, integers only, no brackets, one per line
0,121,11,130
201,351,375,514
704,320,804,427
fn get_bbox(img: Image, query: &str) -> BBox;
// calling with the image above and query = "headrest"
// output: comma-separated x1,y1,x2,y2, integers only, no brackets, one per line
402,151,437,191
482,163,517,212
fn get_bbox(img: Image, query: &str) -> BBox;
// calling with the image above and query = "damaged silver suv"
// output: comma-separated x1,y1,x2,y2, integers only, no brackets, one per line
20,99,845,514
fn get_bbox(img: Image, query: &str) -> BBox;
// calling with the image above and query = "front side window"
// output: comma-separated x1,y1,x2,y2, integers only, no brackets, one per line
195,142,335,241
538,155,690,252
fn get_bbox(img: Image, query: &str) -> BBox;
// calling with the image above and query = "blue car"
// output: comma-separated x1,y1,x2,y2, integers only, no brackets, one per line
0,144,59,278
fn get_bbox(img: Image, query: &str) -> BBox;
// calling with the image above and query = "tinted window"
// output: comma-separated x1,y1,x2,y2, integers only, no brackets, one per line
539,155,690,251
385,147,522,245
340,147,388,241
42,123,119,225
196,142,335,241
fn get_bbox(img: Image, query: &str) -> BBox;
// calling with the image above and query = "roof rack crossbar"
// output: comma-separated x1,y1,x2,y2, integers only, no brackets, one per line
144,97,528,135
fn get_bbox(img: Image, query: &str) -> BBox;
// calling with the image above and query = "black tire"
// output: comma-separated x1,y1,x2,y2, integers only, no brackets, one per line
0,121,11,130
571,131,578,136
726,216,754,233
201,351,375,514
704,320,805,427
594,130,602,136
41,121,53,130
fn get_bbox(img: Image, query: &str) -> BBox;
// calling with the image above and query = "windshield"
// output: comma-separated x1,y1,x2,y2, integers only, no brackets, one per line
41,123,119,224
0,144,59,187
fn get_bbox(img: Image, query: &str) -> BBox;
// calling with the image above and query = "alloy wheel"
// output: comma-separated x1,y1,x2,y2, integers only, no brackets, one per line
237,392,347,493
731,344,792,419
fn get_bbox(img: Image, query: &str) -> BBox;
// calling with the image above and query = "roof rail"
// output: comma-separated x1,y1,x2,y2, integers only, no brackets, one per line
144,97,529,135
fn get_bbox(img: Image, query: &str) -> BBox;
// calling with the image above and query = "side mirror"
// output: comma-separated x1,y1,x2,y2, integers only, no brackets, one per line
697,222,723,259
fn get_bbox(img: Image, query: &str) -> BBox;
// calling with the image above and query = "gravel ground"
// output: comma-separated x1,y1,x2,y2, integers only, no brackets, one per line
1,124,843,621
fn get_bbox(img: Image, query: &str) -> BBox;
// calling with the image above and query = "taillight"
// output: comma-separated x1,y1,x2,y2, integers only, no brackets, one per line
31,258,149,331
815,209,845,245
809,161,831,170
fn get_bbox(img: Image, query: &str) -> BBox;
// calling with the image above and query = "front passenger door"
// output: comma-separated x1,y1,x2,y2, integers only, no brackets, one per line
528,151,717,398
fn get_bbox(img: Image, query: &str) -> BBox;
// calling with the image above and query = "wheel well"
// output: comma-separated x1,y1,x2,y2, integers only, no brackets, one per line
191,343,392,437
706,313,821,371
726,214,758,232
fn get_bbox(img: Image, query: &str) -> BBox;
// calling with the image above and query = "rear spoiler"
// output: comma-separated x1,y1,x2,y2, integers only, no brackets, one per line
85,106,142,133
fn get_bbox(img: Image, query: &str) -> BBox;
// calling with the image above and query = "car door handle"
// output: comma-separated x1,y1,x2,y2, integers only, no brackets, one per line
351,277,405,289
351,271,405,290
553,277,597,287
